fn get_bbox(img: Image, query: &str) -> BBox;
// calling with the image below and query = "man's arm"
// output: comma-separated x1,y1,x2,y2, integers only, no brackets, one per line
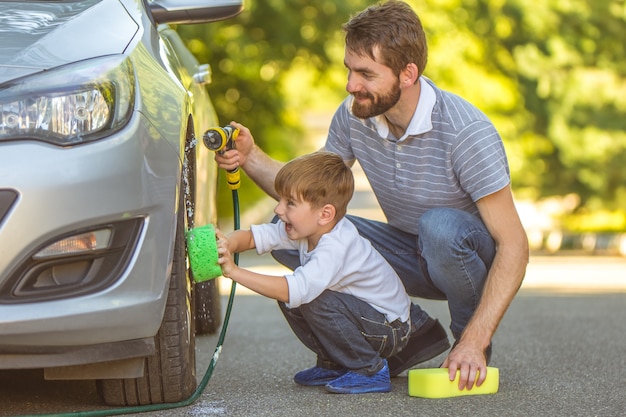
215,122,342,200
442,185,529,389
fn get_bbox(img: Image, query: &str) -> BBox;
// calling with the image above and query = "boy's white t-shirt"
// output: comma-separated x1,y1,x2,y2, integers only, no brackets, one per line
251,217,411,323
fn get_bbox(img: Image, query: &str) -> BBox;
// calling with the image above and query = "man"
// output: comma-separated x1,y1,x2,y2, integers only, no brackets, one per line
216,0,529,390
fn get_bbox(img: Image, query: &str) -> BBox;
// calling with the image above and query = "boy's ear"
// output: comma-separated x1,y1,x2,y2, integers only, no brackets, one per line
318,204,336,225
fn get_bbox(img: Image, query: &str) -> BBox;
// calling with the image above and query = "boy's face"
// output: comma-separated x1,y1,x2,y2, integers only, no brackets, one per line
274,194,323,242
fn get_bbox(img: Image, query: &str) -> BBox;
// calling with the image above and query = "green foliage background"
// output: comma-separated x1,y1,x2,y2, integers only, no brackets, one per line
178,0,626,232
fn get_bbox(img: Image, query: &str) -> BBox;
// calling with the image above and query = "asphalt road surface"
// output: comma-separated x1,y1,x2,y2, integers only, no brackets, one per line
2,253,625,417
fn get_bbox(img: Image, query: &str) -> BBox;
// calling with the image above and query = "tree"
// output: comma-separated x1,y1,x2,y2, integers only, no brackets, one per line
178,0,365,216
179,0,626,231
417,0,626,230
504,0,626,230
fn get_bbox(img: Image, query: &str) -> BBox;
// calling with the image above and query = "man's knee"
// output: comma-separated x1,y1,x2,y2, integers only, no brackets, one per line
418,208,495,273
419,208,487,244
420,207,465,230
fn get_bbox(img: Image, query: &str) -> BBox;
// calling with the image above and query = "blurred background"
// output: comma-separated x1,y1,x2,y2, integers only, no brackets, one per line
176,0,626,255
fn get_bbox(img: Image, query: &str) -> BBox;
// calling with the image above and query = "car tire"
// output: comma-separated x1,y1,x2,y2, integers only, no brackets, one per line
96,191,197,406
194,279,221,334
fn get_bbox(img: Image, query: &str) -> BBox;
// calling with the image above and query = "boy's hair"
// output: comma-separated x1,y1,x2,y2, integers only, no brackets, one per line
343,0,428,79
274,152,354,219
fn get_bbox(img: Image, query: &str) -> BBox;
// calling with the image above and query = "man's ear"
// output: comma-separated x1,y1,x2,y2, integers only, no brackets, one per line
401,63,419,87
318,204,336,226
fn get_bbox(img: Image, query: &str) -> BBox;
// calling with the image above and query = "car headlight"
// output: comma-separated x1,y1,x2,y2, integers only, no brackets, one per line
0,55,135,146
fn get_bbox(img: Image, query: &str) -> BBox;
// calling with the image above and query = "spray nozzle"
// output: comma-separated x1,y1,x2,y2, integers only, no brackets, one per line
203,126,239,153
203,126,241,190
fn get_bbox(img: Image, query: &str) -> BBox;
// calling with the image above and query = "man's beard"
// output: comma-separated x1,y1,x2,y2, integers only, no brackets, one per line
351,80,401,119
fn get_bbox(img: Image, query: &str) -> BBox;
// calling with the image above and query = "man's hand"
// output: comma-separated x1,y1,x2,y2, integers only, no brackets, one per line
213,121,285,200
214,122,254,172
440,340,488,390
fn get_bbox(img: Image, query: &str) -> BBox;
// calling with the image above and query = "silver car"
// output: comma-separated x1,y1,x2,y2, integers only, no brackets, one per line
0,0,242,406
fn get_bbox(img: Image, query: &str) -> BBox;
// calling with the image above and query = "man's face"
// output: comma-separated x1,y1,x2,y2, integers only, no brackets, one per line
344,48,401,119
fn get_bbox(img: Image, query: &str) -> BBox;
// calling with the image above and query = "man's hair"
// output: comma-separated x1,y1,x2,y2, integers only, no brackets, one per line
274,152,354,219
343,0,428,79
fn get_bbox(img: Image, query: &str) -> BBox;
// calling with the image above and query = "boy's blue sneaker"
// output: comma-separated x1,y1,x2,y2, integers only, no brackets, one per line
294,366,347,386
325,360,392,394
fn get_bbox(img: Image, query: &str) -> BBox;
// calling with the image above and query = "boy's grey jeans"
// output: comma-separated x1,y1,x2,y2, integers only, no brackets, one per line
278,290,411,375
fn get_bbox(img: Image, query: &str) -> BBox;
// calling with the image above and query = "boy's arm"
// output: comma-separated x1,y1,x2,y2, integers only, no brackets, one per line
216,230,289,302
215,228,255,253
225,267,289,303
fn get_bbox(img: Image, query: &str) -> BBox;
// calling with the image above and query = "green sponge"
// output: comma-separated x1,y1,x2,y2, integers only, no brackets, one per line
408,367,499,398
186,224,222,282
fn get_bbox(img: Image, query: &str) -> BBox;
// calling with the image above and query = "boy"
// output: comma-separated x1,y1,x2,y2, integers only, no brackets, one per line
216,151,412,394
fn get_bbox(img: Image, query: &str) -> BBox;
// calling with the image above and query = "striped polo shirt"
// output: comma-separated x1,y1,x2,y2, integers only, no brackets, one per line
325,77,510,235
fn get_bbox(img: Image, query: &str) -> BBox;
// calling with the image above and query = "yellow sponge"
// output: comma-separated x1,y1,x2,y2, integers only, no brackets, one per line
408,367,499,398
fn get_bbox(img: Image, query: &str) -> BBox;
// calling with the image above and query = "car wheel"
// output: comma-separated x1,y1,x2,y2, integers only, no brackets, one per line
96,190,196,406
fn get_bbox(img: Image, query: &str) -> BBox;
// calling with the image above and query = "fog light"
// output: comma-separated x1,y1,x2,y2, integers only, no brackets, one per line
1,218,142,302
34,229,112,260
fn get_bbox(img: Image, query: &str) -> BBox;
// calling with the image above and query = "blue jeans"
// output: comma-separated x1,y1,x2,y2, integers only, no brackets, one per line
279,290,410,375
272,208,496,341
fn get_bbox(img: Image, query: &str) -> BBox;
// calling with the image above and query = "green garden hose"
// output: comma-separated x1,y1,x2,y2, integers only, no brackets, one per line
18,188,241,417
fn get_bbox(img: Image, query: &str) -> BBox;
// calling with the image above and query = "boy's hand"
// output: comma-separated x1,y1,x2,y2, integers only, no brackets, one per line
216,231,237,278
214,228,227,242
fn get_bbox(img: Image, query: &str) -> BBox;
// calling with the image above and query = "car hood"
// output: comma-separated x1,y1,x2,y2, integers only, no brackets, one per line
0,0,139,84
